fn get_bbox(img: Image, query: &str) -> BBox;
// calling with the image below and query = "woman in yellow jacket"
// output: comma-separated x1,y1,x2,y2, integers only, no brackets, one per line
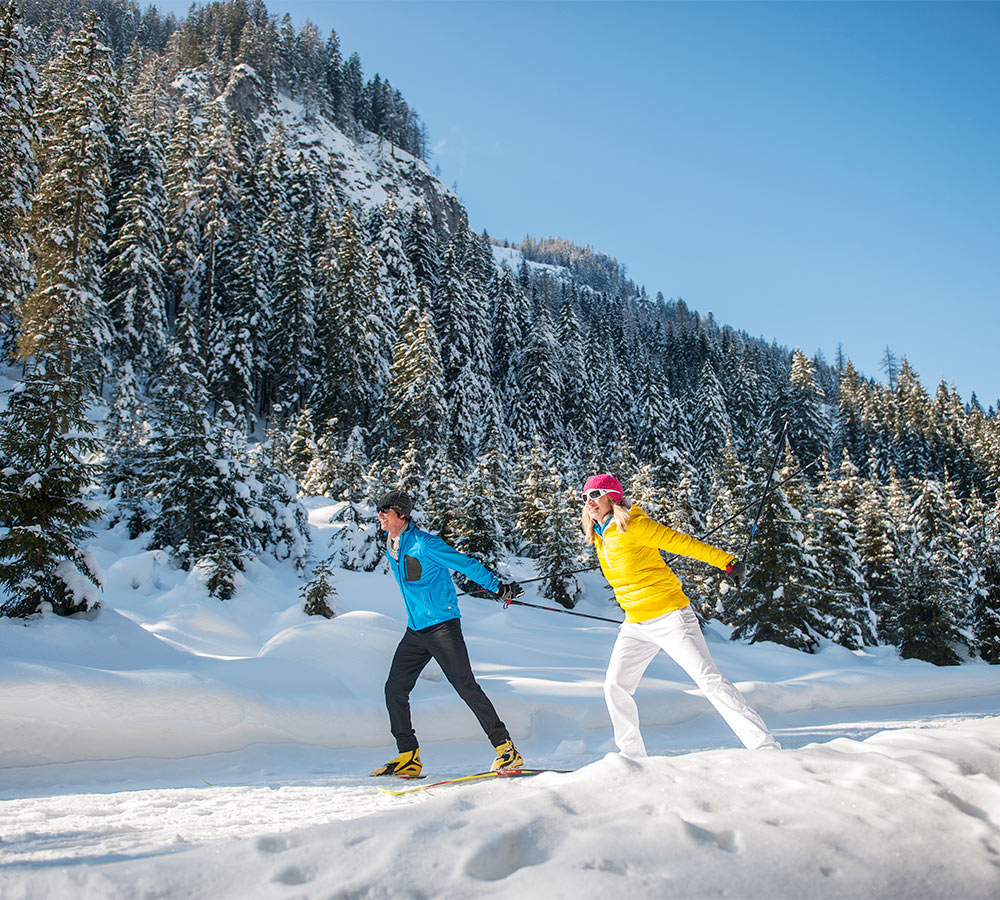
582,474,779,757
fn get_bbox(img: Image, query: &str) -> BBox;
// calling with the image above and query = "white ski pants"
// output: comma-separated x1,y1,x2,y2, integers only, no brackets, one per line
604,605,779,757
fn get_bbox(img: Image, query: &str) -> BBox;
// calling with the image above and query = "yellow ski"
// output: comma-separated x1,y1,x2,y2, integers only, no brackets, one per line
377,768,569,796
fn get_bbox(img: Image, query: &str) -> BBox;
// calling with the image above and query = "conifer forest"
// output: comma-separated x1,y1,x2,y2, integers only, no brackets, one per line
1,0,999,667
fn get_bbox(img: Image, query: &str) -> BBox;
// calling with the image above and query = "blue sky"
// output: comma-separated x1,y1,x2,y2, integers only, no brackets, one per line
155,1,1000,407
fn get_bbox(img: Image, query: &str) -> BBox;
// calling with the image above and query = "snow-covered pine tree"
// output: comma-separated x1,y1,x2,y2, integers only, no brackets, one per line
269,210,317,412
418,451,460,546
692,358,730,481
891,475,968,665
198,416,257,600
313,206,385,438
431,230,491,462
19,14,115,369
812,452,876,649
103,360,153,539
162,104,203,325
557,290,588,454
386,299,447,451
855,464,902,645
300,554,336,618
372,194,416,319
0,354,103,618
893,359,931,480
103,102,169,378
0,0,39,343
693,438,751,620
786,348,830,472
487,265,523,400
249,435,310,572
301,417,340,497
146,307,219,569
968,496,1000,664
404,201,440,293
509,296,564,443
449,450,509,591
514,438,581,608
633,360,673,469
832,361,870,473
282,406,318,484
728,446,824,652
324,427,381,571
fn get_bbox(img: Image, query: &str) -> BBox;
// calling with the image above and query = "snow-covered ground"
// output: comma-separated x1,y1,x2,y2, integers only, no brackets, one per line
2,499,999,898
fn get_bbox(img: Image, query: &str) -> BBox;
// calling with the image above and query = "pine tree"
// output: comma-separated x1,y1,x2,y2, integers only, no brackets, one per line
372,194,416,315
0,356,103,617
894,359,931,480
300,555,336,618
269,211,317,412
162,104,202,325
250,437,311,571
0,0,39,342
103,360,153,539
282,406,318,484
969,498,1000,664
146,308,218,569
892,475,968,665
19,15,115,369
510,297,564,441
856,465,904,645
692,358,730,479
787,348,829,471
832,360,869,471
513,438,581,607
301,419,340,497
103,108,169,377
313,207,387,438
450,451,508,589
728,447,824,651
812,453,876,648
387,300,447,451
404,202,440,292
199,417,256,600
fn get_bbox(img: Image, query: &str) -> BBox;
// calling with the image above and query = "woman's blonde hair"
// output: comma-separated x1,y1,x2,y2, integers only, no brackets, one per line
581,498,632,544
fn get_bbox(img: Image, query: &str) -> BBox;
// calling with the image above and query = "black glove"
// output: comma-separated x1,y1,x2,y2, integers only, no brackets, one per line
724,559,747,588
496,580,524,602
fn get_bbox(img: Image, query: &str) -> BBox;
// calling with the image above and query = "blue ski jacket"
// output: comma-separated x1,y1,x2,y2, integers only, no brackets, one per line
387,523,500,631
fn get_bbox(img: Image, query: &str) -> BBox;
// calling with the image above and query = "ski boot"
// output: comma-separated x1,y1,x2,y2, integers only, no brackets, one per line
371,748,422,777
490,740,523,772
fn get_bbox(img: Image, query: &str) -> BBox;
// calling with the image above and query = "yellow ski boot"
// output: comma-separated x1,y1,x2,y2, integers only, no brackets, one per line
490,740,523,772
371,749,422,777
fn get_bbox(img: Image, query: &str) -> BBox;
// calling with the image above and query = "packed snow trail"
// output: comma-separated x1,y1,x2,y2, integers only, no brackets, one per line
2,716,999,898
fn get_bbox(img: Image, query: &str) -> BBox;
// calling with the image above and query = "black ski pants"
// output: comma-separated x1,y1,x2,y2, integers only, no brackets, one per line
385,617,510,753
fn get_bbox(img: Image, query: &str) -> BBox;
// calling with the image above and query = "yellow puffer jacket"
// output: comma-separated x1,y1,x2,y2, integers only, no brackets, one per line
593,506,736,623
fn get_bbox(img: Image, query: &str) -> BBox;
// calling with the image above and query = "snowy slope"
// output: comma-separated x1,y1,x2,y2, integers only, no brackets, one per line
1,501,1000,897
173,63,467,231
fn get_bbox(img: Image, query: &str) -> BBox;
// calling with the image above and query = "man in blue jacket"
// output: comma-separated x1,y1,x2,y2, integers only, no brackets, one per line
371,489,525,777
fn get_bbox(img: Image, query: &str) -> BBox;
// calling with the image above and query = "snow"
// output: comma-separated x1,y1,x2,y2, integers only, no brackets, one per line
1,503,1000,898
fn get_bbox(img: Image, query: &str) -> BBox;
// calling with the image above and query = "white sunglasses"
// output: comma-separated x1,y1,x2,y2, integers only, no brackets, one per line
582,488,612,501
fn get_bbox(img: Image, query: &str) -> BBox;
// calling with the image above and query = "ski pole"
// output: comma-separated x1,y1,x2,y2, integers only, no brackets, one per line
463,589,622,624
674,451,821,550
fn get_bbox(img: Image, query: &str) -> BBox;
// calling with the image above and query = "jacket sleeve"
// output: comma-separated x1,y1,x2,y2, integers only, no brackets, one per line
631,513,735,571
420,533,500,593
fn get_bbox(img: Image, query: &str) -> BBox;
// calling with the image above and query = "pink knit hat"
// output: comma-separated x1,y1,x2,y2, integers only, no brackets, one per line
582,474,623,504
